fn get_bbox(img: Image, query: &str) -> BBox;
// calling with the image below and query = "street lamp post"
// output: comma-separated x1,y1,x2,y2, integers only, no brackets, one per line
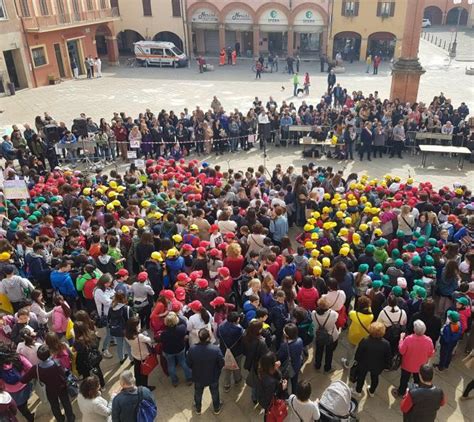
451,0,474,57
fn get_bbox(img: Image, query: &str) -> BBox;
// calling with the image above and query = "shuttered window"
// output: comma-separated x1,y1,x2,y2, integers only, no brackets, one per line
142,0,152,16
171,0,181,17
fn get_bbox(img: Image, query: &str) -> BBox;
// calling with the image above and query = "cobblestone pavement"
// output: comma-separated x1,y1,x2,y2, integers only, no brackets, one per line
0,37,473,421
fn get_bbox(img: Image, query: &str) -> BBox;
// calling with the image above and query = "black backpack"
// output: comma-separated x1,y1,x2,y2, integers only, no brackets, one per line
315,313,333,347
108,306,132,337
383,309,404,342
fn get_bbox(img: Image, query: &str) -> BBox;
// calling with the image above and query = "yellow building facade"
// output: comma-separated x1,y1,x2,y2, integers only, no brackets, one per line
328,0,408,61
113,0,186,54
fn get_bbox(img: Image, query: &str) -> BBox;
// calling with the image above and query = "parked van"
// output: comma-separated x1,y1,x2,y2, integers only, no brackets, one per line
133,41,188,68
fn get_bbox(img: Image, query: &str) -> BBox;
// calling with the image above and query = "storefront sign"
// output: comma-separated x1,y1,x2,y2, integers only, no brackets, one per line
294,10,324,26
191,8,218,24
259,9,288,25
225,9,252,24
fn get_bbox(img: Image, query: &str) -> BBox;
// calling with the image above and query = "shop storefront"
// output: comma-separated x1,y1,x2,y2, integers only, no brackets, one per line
293,9,325,56
258,9,289,55
224,9,253,56
191,7,219,54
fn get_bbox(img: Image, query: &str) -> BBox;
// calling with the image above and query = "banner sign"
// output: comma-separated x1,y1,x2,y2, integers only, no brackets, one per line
3,180,30,200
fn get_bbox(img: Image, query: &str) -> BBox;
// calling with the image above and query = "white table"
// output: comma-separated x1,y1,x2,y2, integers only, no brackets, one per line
419,145,471,169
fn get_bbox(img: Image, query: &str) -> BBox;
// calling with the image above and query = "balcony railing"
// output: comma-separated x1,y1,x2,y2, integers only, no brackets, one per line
21,7,119,32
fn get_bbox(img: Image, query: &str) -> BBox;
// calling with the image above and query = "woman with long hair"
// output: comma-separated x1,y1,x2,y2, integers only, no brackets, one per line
93,274,115,359
30,289,52,337
255,351,288,420
45,332,71,370
330,261,355,310
108,291,133,363
73,321,105,387
243,320,269,404
51,294,71,339
293,176,308,227
124,317,155,390
437,259,461,315
0,344,34,421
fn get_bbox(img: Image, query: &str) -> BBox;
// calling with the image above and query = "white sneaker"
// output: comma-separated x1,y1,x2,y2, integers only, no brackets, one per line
367,387,375,398
102,350,113,359
351,388,362,399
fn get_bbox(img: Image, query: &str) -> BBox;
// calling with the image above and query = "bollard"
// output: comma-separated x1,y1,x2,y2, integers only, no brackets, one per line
443,40,446,49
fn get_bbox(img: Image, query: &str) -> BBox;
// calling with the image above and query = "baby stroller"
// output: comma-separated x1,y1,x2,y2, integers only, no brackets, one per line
319,381,359,421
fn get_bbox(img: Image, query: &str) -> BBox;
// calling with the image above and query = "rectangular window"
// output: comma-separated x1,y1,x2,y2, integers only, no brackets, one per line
171,0,181,17
0,0,7,19
19,0,30,16
377,1,395,17
39,0,49,15
72,0,81,20
86,0,94,10
341,1,359,17
31,46,48,67
142,0,151,16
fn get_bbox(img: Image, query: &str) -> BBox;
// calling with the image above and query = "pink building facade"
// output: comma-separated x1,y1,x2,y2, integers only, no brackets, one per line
423,0,472,25
186,0,330,56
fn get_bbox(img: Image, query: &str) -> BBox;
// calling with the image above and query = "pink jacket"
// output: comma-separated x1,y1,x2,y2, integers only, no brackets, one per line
399,334,434,373
1,355,32,394
52,306,69,334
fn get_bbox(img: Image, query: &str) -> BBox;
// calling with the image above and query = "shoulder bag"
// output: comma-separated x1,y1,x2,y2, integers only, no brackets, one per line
137,335,158,376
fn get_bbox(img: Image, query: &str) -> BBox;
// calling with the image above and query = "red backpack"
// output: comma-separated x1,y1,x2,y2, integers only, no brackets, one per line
83,278,98,300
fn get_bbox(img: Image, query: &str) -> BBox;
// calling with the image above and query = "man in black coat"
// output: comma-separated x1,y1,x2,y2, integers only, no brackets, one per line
400,364,445,422
187,328,225,415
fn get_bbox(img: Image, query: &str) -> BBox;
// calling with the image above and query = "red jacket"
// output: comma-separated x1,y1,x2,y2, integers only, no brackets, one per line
296,287,320,311
216,277,233,298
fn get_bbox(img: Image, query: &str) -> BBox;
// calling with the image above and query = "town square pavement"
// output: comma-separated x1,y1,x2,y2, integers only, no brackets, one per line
0,38,473,420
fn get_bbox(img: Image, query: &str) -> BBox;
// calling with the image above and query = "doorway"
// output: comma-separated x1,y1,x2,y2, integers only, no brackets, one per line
3,50,20,88
67,39,83,75
268,32,287,55
54,44,66,78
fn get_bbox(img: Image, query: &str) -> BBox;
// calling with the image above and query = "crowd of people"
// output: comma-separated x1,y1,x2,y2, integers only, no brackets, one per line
0,140,471,421
1,90,471,172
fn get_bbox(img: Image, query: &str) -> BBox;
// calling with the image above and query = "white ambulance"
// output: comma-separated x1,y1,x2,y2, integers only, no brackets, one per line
133,41,188,68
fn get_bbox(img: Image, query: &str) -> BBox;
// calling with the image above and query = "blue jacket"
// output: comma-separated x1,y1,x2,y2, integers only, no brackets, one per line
165,256,185,284
440,322,463,344
269,302,290,331
277,263,296,284
243,301,257,323
217,321,244,357
50,270,77,297
270,216,288,242
187,342,224,386
277,338,304,373
1,141,16,159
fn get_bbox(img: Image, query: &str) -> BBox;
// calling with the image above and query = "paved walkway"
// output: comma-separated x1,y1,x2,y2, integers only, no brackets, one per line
30,331,473,422
422,26,474,61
